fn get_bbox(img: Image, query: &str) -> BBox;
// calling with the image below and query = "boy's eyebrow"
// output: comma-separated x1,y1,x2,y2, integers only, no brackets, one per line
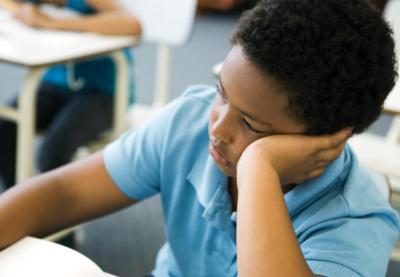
217,75,275,127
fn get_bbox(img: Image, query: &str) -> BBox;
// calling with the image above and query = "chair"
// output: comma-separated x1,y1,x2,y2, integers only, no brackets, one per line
118,0,197,128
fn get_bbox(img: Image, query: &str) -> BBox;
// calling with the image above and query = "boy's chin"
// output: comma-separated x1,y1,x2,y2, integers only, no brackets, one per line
217,164,236,178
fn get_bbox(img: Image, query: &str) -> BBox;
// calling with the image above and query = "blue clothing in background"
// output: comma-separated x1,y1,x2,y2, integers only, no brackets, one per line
36,0,134,98
104,85,400,277
0,0,135,188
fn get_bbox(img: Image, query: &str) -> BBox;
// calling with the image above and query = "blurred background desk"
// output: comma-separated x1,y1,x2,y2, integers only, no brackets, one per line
0,9,137,183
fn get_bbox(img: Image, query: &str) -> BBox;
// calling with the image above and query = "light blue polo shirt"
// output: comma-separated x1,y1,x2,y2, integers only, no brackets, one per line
104,85,400,277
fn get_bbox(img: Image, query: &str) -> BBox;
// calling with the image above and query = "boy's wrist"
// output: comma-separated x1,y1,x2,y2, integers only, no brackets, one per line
238,139,278,172
237,146,280,189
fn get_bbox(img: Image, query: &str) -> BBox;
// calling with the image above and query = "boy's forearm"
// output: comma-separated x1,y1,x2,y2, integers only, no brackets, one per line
236,159,315,276
0,171,73,249
0,153,135,250
0,0,20,13
48,12,142,36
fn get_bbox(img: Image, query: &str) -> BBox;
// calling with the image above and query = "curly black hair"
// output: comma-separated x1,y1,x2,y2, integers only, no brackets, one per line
231,0,397,135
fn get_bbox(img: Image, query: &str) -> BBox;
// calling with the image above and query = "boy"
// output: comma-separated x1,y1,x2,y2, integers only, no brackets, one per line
0,0,399,276
0,0,141,189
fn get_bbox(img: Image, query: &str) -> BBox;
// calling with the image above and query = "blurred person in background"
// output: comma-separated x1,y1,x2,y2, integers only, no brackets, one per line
0,0,141,191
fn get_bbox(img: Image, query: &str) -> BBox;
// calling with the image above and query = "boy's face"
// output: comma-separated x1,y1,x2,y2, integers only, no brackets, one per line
209,45,306,177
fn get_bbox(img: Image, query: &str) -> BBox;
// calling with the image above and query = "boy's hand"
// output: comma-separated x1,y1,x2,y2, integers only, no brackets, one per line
15,4,53,29
237,128,352,186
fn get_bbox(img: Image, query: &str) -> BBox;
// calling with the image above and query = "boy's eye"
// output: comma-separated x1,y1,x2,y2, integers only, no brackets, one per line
215,85,228,104
215,84,265,134
241,118,264,134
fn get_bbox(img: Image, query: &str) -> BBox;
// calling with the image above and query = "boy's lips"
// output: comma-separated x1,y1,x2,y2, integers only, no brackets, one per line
209,143,230,166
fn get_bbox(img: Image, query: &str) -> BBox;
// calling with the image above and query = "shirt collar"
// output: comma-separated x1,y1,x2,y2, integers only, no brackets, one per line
187,147,235,237
187,147,227,209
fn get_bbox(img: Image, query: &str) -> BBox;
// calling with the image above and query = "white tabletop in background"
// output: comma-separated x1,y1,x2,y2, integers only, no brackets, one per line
0,8,138,67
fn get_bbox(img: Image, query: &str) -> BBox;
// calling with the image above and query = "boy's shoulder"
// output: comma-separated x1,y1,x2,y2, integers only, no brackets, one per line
295,147,398,225
341,158,397,217
329,150,395,218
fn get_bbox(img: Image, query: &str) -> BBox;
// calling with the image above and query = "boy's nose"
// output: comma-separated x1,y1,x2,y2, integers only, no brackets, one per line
211,115,233,144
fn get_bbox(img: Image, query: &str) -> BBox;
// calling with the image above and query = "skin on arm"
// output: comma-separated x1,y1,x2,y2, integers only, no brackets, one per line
236,129,351,277
14,0,142,36
0,152,135,250
0,0,20,13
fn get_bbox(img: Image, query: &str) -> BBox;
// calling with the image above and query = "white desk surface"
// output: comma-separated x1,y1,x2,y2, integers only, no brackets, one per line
0,237,117,277
0,9,138,67
383,1,400,114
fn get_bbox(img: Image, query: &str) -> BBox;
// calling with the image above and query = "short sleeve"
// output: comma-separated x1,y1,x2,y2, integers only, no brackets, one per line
66,0,95,14
103,96,184,200
300,211,399,277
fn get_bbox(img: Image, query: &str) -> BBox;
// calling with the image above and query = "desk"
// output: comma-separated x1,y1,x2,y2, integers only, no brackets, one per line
0,9,138,183
0,236,118,276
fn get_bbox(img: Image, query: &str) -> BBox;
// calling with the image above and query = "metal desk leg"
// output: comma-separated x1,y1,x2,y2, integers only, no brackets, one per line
110,50,130,139
386,116,400,144
16,67,45,183
126,45,172,128
154,44,171,107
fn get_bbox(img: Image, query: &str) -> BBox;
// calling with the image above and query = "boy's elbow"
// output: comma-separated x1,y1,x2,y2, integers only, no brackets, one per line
131,17,142,36
117,12,142,36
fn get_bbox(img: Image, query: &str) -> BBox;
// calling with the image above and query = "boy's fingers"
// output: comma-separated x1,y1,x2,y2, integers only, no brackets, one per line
307,167,325,179
315,159,331,166
317,141,346,162
318,128,352,149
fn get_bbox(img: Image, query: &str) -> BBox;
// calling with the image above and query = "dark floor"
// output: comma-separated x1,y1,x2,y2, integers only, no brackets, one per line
1,5,399,277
